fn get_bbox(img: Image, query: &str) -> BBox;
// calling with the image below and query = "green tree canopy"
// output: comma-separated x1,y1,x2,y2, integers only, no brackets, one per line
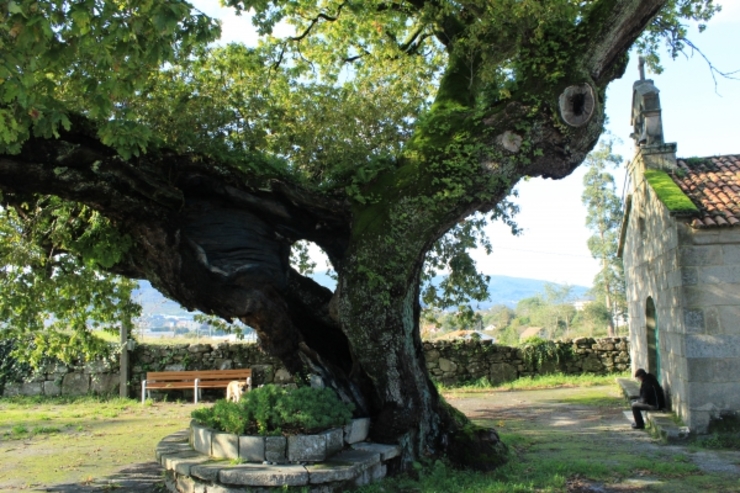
0,0,720,473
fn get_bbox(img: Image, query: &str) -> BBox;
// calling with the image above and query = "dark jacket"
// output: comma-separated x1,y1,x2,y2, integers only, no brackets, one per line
639,373,665,409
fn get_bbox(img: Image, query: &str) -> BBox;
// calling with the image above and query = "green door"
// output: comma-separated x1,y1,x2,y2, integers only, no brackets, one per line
646,297,660,380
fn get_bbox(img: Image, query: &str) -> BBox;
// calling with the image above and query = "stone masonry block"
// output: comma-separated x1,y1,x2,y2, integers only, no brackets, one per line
238,435,265,462
352,442,401,461
3,383,21,397
62,372,89,395
679,245,723,267
162,451,205,475
156,442,193,463
251,365,275,387
219,463,309,487
685,334,740,359
698,265,740,284
190,463,224,482
191,422,212,456
705,307,721,334
716,230,740,244
43,380,61,396
688,381,740,409
306,449,380,485
288,434,326,462
681,267,698,286
354,462,387,487
718,305,740,335
688,358,740,384
90,372,119,395
20,382,43,396
488,362,517,386
438,358,457,372
212,432,239,459
320,428,344,457
344,418,371,445
265,436,287,463
273,368,293,384
684,308,704,333
683,284,740,308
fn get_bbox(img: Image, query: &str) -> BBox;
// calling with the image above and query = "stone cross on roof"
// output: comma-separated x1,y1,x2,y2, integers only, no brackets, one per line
631,58,664,147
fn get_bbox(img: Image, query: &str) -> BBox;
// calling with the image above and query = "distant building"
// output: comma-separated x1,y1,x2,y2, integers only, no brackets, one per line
618,67,740,432
435,330,495,342
519,327,546,341
572,300,590,311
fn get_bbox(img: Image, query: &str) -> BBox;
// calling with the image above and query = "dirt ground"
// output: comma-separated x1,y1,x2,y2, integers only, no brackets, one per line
3,386,740,492
448,386,740,492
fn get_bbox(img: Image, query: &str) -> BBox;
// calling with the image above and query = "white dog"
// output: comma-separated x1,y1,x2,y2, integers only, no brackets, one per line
226,380,247,402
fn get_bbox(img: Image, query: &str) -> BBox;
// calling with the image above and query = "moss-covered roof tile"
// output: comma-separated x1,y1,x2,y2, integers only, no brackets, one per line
673,154,740,228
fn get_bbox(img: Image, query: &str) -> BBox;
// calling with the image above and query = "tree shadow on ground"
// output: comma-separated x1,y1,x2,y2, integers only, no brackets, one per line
36,462,164,493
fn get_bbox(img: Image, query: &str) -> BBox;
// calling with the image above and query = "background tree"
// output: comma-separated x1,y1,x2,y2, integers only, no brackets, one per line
483,304,516,331
572,301,613,337
0,0,718,472
582,138,628,336
542,283,576,338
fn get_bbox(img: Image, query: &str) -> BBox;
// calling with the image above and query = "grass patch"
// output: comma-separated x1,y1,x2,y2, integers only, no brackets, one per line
438,372,629,394
359,384,733,493
644,169,699,213
3,385,738,492
0,395,192,490
31,425,62,435
690,431,740,450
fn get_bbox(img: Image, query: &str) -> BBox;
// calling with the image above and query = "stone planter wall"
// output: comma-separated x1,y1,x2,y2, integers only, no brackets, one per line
190,418,370,463
1,337,630,398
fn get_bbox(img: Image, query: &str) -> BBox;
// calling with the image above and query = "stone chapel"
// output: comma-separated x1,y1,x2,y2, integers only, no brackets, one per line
618,61,740,432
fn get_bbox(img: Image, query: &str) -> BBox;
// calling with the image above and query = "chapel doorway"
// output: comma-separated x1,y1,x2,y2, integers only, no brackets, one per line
645,297,660,380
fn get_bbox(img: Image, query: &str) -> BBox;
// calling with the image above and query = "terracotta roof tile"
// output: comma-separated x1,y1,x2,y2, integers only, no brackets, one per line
674,155,740,228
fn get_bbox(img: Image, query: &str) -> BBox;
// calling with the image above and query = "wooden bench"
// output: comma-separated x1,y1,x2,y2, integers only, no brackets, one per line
141,369,252,404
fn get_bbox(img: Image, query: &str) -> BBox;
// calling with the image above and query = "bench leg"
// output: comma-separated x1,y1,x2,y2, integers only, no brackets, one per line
141,380,147,404
194,378,200,404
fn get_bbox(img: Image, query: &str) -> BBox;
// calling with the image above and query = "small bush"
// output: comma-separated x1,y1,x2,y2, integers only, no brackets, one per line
519,337,572,370
191,384,354,435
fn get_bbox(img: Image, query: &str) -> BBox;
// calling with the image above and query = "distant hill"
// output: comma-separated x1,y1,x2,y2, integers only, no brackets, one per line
309,271,589,309
469,275,590,309
133,273,590,317
132,281,193,317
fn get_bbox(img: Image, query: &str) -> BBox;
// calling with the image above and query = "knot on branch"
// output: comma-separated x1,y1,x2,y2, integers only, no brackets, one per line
558,84,595,127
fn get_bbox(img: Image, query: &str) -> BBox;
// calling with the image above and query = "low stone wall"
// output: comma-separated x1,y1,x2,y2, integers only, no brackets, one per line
2,356,120,398
1,337,630,398
425,337,630,386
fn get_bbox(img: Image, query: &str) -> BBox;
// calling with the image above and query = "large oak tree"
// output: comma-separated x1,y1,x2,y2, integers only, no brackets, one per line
0,0,718,470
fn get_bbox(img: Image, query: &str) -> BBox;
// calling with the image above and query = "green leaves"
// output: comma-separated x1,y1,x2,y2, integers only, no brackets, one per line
191,384,354,435
0,198,140,366
0,0,220,155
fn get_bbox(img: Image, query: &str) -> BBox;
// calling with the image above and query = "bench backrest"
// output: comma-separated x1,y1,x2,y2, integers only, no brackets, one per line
145,369,252,383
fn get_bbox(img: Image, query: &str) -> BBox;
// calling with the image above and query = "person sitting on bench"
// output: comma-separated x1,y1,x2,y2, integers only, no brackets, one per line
631,368,665,429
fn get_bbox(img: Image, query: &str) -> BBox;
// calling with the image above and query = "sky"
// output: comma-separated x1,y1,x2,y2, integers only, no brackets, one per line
190,1,740,287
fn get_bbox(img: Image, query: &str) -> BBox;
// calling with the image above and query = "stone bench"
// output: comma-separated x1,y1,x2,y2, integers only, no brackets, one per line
617,378,689,442
615,377,640,400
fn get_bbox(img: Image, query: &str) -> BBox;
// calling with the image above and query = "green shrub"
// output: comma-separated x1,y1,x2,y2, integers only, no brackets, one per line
519,337,572,370
191,384,355,436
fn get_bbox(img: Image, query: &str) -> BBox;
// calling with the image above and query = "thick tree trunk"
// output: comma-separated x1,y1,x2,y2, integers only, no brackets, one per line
336,220,507,469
